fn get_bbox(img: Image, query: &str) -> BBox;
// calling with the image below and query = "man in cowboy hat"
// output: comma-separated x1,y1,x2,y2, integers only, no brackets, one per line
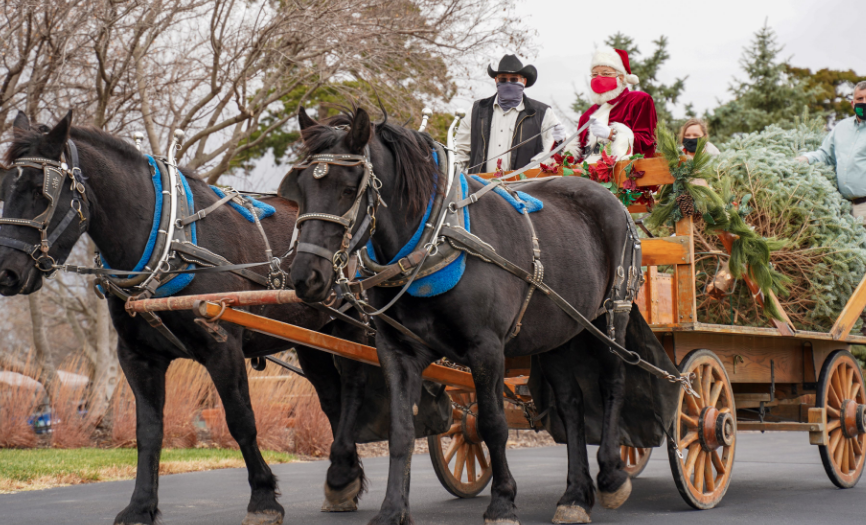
568,47,658,163
454,54,565,174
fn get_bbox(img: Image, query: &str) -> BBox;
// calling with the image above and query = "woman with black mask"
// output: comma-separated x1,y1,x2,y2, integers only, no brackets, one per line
678,118,720,158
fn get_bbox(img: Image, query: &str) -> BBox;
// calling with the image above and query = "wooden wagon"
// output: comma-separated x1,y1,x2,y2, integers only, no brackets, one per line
124,156,866,510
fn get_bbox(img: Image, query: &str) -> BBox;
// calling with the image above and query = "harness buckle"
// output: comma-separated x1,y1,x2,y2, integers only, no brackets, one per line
398,258,413,274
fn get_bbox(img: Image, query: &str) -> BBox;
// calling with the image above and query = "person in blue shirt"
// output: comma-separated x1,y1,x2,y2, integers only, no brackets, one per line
796,81,866,218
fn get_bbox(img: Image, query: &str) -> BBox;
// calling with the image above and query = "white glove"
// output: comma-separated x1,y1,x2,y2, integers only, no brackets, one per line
589,118,612,141
551,123,566,143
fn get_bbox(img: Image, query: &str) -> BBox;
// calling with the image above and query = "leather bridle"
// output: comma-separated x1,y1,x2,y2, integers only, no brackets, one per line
290,150,383,278
0,141,88,275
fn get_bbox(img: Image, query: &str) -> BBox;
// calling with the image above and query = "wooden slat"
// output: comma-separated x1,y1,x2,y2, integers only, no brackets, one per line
737,421,823,433
674,216,696,327
641,236,691,266
613,156,675,187
830,271,866,340
808,407,828,445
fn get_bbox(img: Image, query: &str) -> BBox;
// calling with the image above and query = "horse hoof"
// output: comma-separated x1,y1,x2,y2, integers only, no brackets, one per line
598,477,631,509
551,505,591,524
242,510,283,525
484,520,521,525
322,478,361,512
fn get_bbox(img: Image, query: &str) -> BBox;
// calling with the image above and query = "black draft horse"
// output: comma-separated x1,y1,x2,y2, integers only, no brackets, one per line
287,106,638,524
0,112,371,525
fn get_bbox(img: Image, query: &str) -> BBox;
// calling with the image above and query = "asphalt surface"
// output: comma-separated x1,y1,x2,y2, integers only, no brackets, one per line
1,432,863,525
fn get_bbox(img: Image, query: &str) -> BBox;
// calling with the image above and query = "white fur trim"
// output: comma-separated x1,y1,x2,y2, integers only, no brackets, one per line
609,122,634,158
591,47,626,74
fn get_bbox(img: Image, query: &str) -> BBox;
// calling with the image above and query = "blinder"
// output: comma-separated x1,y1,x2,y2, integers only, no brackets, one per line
0,140,88,275
283,150,383,275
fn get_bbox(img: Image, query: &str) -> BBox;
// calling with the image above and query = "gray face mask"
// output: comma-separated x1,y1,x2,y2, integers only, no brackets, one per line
496,82,525,111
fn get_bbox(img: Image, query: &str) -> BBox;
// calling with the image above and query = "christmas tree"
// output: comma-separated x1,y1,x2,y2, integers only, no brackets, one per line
695,118,866,332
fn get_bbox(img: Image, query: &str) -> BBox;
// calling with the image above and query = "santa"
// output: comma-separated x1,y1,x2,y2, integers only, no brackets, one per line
571,48,658,163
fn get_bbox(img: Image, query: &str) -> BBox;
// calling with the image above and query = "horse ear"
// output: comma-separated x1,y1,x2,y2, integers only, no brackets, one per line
345,108,371,153
13,111,30,132
298,106,318,131
46,110,73,146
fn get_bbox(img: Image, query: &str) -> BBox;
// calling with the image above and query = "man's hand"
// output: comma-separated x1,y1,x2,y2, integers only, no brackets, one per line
795,156,809,163
589,118,613,141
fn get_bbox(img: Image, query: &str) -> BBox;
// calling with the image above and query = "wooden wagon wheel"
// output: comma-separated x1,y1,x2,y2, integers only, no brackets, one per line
667,349,736,509
621,446,652,478
428,391,493,498
817,349,866,489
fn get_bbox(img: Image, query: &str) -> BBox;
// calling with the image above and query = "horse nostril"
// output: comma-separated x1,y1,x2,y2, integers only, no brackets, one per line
0,269,20,288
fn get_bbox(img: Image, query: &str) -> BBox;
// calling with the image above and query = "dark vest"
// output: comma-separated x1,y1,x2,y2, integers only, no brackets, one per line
467,95,549,174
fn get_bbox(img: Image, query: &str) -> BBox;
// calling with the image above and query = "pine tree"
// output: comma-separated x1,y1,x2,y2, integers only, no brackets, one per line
572,32,686,125
705,21,816,142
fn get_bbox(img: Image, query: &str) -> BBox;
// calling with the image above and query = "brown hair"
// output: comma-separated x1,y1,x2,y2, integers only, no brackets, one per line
678,118,709,144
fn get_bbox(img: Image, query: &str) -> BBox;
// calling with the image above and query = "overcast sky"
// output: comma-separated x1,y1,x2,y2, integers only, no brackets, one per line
453,0,865,124
232,0,863,189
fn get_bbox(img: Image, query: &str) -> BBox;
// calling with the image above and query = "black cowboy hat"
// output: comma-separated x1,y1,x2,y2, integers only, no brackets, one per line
487,54,538,88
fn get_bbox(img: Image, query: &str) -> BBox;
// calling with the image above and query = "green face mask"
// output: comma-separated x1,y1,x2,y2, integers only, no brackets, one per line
856,103,866,119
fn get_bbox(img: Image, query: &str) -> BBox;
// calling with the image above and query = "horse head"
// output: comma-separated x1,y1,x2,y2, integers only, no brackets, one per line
283,105,436,303
0,111,89,295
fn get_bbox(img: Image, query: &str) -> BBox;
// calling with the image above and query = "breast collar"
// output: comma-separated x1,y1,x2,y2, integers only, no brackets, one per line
0,140,88,275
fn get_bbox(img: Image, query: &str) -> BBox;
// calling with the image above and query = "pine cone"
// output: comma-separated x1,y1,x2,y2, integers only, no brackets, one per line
676,192,695,217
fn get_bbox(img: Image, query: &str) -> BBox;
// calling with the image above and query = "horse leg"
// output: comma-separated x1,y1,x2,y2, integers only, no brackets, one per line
469,341,519,524
114,343,169,525
594,315,631,509
538,347,594,524
368,344,428,525
324,356,368,511
296,343,368,512
203,347,284,525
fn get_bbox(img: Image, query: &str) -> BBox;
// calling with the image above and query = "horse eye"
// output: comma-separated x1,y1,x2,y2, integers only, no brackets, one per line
342,187,357,197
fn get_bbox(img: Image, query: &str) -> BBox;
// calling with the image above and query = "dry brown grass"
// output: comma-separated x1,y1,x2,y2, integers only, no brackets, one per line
0,351,41,449
204,357,329,454
109,376,136,448
50,355,95,449
162,360,210,448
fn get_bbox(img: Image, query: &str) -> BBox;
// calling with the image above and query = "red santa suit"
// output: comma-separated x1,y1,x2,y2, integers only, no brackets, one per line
573,48,658,163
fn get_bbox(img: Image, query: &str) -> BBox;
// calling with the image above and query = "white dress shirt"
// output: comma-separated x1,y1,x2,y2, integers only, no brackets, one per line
454,96,562,173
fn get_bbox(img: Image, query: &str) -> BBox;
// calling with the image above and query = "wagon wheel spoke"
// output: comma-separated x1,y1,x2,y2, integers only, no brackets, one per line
444,433,464,464
827,406,841,419
829,428,843,454
709,381,724,409
827,419,841,433
704,451,716,492
475,444,489,470
466,445,477,481
684,443,701,478
831,372,845,407
834,431,846,467
454,442,467,480
679,431,698,450
446,422,462,436
694,450,706,493
701,365,712,408
710,449,726,475
853,437,864,457
681,412,699,429
841,439,850,474
851,380,862,401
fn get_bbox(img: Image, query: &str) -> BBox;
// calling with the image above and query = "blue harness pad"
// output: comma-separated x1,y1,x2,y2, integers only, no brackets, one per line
210,186,276,223
469,175,543,214
365,174,470,298
100,156,196,298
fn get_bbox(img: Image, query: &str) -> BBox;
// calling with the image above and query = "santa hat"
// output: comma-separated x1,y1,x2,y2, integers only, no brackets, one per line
590,47,639,85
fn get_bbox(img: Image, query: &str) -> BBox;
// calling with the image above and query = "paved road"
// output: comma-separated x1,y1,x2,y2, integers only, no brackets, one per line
2,432,863,525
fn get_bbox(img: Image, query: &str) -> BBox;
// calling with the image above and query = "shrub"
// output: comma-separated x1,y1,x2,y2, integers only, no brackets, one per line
51,355,95,449
109,376,136,448
0,351,41,449
162,360,210,448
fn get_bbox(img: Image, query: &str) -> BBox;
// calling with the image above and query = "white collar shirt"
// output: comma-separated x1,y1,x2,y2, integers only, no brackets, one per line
485,96,526,173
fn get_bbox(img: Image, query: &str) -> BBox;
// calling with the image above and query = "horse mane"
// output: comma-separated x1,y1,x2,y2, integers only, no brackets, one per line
301,107,438,218
4,125,145,166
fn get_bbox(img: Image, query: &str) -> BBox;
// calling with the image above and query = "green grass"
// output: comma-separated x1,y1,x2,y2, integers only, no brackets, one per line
0,448,295,492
